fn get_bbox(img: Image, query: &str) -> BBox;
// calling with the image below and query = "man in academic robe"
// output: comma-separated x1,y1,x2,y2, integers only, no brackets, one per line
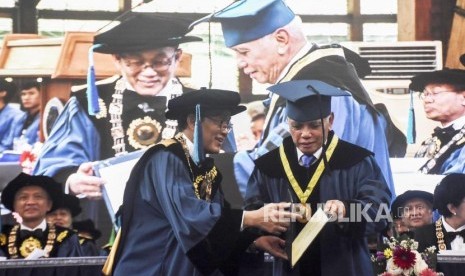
0,79,23,152
190,0,401,197
109,88,300,275
0,173,82,259
410,69,465,174
244,80,392,276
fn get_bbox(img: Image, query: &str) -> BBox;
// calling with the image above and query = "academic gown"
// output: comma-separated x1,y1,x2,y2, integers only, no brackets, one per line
32,76,183,181
0,104,24,152
11,111,40,147
112,139,256,276
414,222,465,276
415,125,465,174
234,44,398,199
244,132,392,276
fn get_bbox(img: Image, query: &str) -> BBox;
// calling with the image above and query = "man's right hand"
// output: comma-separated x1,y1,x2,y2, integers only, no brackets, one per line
67,162,104,199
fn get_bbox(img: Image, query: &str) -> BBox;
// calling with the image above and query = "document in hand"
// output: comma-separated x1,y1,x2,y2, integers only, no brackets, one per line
93,149,145,228
291,208,330,267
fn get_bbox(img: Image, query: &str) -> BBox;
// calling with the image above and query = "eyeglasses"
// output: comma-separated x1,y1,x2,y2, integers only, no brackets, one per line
419,90,455,100
206,117,233,133
121,51,178,72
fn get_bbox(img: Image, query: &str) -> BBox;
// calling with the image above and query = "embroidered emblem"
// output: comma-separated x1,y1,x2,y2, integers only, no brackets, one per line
127,116,162,149
19,237,42,258
0,234,6,246
57,230,68,243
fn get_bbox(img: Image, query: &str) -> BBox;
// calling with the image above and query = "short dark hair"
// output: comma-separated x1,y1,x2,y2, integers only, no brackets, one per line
0,79,17,103
434,173,465,217
20,81,40,91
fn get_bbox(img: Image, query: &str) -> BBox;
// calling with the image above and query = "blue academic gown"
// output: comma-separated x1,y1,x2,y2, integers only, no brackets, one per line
113,139,256,276
245,132,392,276
0,104,24,152
415,125,465,174
12,112,40,146
234,44,396,199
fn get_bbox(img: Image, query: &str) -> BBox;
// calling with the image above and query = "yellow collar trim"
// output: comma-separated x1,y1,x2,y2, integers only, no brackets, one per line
279,135,339,203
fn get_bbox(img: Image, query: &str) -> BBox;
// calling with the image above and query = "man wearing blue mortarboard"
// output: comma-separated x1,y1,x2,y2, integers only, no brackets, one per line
33,15,202,197
243,80,392,276
190,0,399,200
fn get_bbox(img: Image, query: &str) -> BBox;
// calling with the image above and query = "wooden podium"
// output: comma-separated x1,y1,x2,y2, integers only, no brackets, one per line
0,32,192,140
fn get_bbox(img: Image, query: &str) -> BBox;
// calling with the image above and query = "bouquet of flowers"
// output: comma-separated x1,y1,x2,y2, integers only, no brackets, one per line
372,236,443,276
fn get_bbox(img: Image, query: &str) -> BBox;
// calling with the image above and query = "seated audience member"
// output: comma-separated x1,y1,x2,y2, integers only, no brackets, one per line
410,69,465,174
73,219,102,256
415,174,465,252
0,79,23,152
0,173,82,258
46,193,82,228
12,81,41,150
391,190,434,235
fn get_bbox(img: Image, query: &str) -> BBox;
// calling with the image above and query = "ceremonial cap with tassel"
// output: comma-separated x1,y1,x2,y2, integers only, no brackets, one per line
189,0,295,47
86,14,202,116
166,88,246,165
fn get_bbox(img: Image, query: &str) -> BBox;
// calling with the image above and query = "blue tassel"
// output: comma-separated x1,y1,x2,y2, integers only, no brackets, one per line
193,104,205,165
86,44,103,115
407,89,416,144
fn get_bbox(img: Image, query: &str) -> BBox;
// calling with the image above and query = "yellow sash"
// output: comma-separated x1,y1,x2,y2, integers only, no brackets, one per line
279,135,339,203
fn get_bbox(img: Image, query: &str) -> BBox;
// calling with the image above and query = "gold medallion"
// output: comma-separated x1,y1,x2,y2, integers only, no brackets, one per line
127,116,162,149
294,203,312,223
19,237,42,258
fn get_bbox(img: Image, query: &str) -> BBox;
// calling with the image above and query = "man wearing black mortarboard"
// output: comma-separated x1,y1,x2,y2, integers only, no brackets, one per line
106,88,301,275
190,0,399,200
410,69,465,175
33,14,202,199
72,219,102,257
243,80,392,276
0,173,82,259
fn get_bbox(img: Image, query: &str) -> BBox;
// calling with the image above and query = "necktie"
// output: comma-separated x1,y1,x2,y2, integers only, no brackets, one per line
300,154,315,168
19,229,44,239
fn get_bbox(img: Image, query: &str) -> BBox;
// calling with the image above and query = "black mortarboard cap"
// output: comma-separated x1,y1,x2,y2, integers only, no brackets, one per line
73,219,102,240
267,80,351,122
409,69,465,92
166,88,246,120
391,190,433,219
94,14,202,54
53,193,82,217
1,173,63,212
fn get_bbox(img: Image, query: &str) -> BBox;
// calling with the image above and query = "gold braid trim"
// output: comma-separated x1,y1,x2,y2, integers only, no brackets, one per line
8,223,56,259
435,218,446,251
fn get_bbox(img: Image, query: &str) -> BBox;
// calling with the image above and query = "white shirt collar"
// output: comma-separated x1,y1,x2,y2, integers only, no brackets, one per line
275,42,313,84
442,217,465,250
443,116,465,130
20,219,47,231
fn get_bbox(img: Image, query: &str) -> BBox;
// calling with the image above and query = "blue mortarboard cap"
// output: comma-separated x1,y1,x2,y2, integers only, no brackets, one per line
268,80,351,122
190,0,295,47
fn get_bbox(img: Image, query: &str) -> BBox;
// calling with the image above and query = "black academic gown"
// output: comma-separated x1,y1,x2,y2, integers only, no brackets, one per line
112,138,257,275
0,223,83,276
414,222,465,276
245,132,392,276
